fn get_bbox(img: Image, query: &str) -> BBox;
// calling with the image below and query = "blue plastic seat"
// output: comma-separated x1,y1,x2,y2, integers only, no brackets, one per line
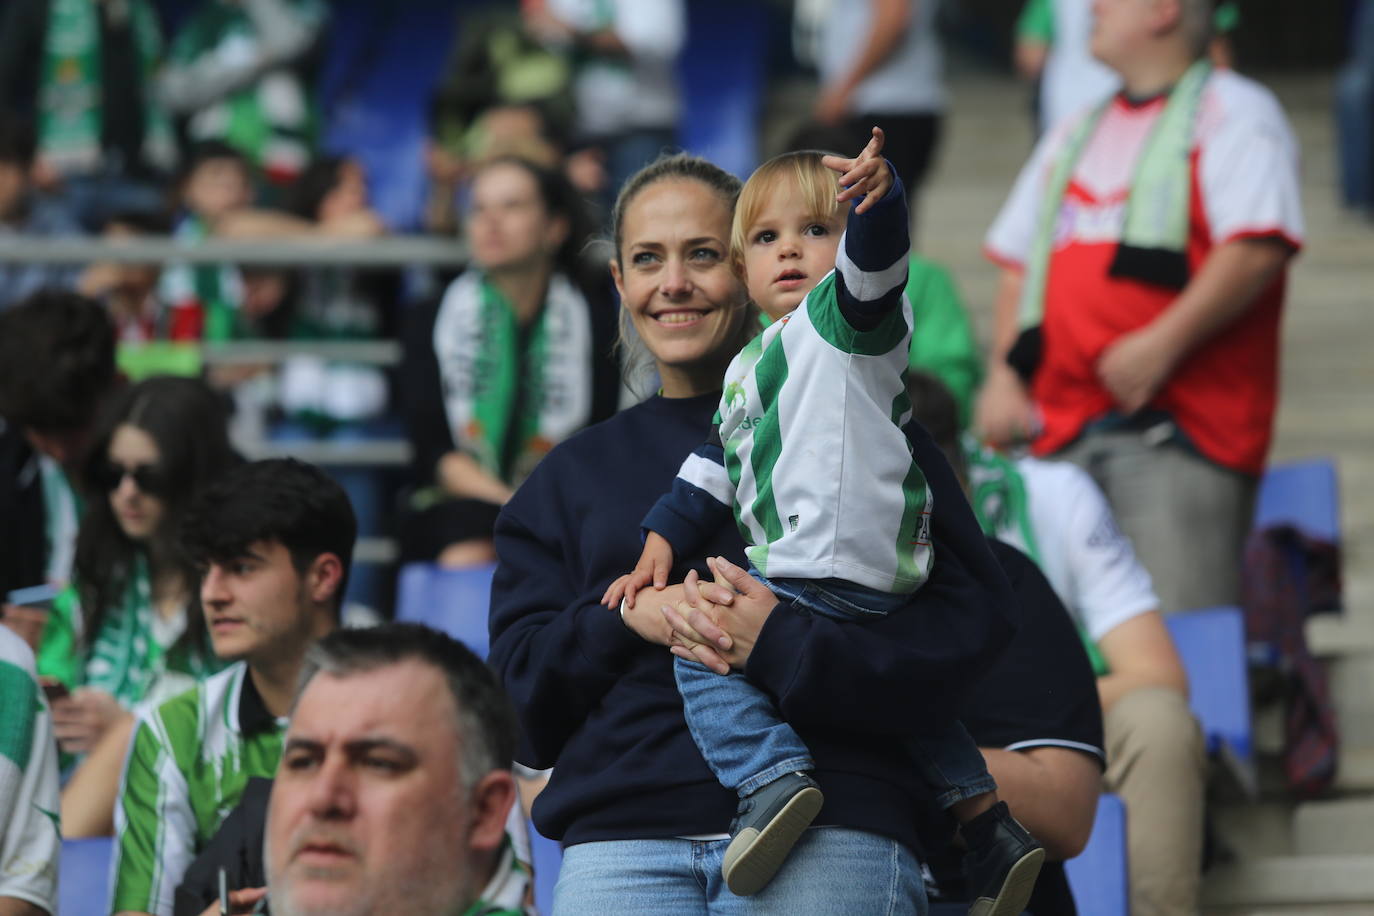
1253,458,1340,543
1165,605,1256,794
1065,793,1130,916
395,562,496,658
529,820,562,914
677,0,769,179
60,836,114,916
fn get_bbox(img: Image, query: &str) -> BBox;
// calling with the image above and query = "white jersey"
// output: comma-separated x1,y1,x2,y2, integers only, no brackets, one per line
0,628,60,914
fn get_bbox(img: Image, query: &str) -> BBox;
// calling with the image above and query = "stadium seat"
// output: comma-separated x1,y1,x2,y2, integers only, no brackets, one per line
530,821,562,914
1166,605,1257,794
59,836,114,916
1064,793,1130,916
395,562,496,658
1253,457,1340,543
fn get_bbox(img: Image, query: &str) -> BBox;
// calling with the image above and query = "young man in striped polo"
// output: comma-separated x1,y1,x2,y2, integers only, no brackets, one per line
110,458,354,916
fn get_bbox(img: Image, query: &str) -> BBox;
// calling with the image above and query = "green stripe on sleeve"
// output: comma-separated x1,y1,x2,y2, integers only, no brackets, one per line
0,661,36,768
111,719,168,912
808,274,911,356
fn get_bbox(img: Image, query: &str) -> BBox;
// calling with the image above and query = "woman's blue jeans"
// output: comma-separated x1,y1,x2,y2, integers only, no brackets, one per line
553,830,927,915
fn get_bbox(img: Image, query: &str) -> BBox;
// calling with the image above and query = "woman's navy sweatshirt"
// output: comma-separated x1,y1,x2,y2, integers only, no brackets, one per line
488,390,1017,852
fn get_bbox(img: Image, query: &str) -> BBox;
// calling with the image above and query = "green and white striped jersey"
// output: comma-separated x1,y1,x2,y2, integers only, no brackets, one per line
110,662,285,916
714,268,934,593
0,629,60,914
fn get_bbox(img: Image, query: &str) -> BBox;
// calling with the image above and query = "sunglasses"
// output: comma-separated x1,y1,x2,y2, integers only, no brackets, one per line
95,461,170,497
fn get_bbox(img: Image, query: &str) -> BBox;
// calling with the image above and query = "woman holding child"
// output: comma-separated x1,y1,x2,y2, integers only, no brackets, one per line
489,140,1020,913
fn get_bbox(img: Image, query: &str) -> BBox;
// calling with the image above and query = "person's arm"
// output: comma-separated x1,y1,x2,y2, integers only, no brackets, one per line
814,0,913,125
436,452,515,506
641,425,735,559
0,898,48,916
59,711,136,838
979,746,1100,859
488,498,681,769
110,718,197,916
0,660,39,857
157,0,325,114
828,158,909,331
1096,611,1188,711
1096,237,1293,413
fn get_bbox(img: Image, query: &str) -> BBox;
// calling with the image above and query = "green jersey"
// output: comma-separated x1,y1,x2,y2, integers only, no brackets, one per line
110,662,285,916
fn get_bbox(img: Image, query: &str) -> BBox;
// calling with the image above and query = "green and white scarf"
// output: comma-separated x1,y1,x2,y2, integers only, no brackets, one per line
964,440,1110,676
1018,60,1212,332
158,214,245,341
38,0,176,174
167,0,324,180
432,270,596,486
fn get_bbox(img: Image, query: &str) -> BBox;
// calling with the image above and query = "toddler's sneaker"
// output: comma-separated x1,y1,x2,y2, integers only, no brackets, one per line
961,801,1045,916
721,772,824,896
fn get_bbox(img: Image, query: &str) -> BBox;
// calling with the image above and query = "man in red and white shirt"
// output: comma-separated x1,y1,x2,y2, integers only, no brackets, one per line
977,0,1303,615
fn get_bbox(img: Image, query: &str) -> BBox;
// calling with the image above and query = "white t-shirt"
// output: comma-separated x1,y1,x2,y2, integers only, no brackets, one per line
1005,458,1159,642
987,67,1304,267
820,0,946,115
547,0,685,137
0,628,60,914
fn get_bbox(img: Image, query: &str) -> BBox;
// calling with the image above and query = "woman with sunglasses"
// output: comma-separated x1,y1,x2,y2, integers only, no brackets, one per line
35,377,240,793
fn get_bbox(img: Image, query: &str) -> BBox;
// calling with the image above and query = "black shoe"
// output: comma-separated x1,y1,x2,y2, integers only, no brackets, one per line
721,772,824,896
961,802,1045,916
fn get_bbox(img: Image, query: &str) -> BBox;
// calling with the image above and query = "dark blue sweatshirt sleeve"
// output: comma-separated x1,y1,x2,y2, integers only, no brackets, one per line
488,497,646,769
744,418,1019,737
834,162,910,332
641,425,734,557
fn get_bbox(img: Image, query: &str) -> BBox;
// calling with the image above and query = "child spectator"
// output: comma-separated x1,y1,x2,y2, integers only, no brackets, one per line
79,210,175,342
604,132,1042,909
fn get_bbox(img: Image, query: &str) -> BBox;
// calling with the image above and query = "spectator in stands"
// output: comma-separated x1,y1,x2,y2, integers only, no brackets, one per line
1014,0,1240,135
915,371,1205,916
802,0,946,219
523,0,685,205
36,378,239,834
0,117,82,309
240,624,523,916
0,627,61,916
1337,0,1374,215
0,0,176,231
976,0,1304,614
400,156,620,569
0,291,119,641
488,153,1015,912
157,0,327,188
78,211,175,342
109,458,352,916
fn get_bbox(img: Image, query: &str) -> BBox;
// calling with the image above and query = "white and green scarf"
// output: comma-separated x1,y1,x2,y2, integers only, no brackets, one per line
38,0,176,174
1017,60,1213,333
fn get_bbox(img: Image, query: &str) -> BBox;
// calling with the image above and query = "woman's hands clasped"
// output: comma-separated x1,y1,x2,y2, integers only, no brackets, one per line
659,557,780,675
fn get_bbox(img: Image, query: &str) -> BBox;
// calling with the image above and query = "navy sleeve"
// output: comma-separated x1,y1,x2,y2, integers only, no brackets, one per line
487,497,647,769
834,161,910,332
745,418,1019,737
642,427,734,557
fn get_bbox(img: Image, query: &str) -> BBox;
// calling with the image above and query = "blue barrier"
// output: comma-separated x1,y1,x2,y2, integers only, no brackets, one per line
59,836,114,916
395,562,496,658
1064,793,1130,916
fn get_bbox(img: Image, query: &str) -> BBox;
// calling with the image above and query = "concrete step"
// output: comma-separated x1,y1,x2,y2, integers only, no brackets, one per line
1293,798,1374,856
1211,800,1295,858
1205,906,1374,915
1201,856,1374,908
1334,748,1374,793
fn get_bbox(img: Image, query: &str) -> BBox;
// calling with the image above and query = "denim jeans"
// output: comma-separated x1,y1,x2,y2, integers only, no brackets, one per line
676,572,997,808
554,829,927,915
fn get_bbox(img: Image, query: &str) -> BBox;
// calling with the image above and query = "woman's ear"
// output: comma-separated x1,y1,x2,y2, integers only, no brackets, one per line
609,256,625,299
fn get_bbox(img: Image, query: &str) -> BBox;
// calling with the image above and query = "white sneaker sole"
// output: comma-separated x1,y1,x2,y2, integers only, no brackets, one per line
967,846,1046,916
721,786,825,896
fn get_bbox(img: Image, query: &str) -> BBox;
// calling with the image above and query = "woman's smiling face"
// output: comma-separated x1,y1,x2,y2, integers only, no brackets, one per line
611,179,750,396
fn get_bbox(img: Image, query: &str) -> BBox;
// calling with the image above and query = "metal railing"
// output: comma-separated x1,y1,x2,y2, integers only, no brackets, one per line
0,235,468,266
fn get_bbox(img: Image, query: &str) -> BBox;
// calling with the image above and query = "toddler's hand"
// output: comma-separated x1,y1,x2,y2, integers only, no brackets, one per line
601,531,676,609
821,126,893,214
